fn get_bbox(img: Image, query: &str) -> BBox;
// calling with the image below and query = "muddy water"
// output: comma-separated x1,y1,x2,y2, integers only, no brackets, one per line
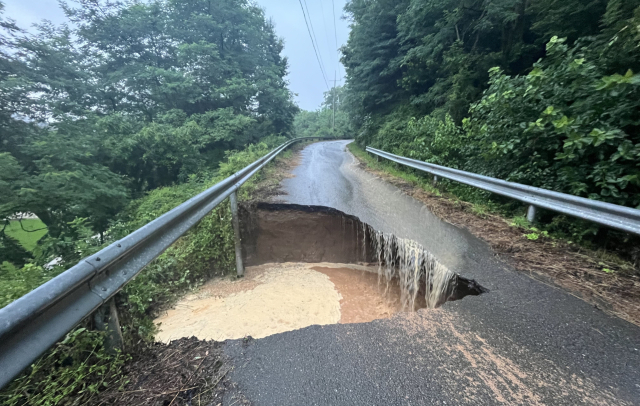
312,266,419,323
240,203,487,311
154,263,409,342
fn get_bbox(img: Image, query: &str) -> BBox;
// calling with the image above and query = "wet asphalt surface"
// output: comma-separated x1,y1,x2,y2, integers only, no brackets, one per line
222,140,640,405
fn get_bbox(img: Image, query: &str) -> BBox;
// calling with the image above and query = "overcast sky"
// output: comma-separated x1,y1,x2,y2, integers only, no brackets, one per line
2,0,350,111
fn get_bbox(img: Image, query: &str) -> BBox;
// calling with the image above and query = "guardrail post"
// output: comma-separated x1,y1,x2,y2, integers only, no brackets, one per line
93,298,123,354
229,191,245,277
527,205,537,223
433,175,439,187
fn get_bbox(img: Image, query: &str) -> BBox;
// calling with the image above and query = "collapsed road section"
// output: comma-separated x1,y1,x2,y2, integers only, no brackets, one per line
241,203,487,309
154,203,487,342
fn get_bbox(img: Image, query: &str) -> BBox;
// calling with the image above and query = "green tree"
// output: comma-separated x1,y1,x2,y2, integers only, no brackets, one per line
0,0,299,264
294,86,350,139
341,0,409,124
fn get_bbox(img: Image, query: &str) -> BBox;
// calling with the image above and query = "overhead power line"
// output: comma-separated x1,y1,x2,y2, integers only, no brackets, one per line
302,0,330,86
331,0,339,57
319,0,335,71
298,0,330,90
331,0,341,87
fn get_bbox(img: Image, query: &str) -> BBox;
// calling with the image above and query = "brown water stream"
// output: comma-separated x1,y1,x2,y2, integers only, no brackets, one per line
312,266,412,324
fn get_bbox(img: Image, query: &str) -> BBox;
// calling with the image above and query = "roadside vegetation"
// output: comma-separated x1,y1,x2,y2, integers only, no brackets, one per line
338,0,640,265
294,87,350,139
0,0,298,270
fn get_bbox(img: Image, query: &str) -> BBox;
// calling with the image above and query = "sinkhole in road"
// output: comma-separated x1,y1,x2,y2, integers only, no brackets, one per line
154,203,487,342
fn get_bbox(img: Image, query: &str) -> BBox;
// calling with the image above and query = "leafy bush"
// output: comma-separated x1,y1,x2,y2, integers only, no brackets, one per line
362,35,640,213
465,37,640,208
0,262,48,308
398,113,464,168
1,328,128,406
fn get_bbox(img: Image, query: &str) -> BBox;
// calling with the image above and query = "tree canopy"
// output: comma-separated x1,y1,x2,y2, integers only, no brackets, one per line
341,0,640,214
294,86,350,139
0,0,298,263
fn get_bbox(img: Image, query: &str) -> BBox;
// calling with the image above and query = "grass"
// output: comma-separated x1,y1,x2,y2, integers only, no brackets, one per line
4,219,48,252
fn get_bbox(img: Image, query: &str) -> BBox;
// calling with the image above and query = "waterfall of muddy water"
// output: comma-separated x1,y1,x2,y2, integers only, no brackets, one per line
366,224,457,310
240,203,486,310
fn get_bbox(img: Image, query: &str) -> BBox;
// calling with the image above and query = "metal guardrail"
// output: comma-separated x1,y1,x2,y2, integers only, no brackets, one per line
366,147,640,236
0,137,332,389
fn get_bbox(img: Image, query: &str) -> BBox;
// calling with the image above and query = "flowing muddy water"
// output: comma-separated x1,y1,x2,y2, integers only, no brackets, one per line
154,204,486,342
240,203,487,310
312,265,410,323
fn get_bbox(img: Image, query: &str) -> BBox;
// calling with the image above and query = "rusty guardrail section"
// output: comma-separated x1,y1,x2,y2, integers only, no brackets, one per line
366,147,640,236
0,137,333,389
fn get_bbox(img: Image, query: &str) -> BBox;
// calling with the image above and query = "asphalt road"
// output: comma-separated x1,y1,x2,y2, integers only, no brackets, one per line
223,140,640,405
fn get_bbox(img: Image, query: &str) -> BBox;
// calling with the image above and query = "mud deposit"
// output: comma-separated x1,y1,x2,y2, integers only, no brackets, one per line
155,263,405,342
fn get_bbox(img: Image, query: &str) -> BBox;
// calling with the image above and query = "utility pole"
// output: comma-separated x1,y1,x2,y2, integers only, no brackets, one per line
332,71,336,134
330,74,344,137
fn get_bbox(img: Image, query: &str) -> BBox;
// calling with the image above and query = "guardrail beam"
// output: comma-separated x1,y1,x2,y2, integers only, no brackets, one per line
365,146,640,237
0,137,333,389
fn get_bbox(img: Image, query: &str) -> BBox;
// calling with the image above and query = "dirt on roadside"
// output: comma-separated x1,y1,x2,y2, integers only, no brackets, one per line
93,337,231,406
250,142,307,202
350,151,640,327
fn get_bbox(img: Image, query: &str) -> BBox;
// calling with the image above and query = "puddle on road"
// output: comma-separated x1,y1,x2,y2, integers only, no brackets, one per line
155,203,487,342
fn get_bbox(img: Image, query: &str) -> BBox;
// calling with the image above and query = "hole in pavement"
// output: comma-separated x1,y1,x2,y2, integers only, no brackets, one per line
154,203,487,342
